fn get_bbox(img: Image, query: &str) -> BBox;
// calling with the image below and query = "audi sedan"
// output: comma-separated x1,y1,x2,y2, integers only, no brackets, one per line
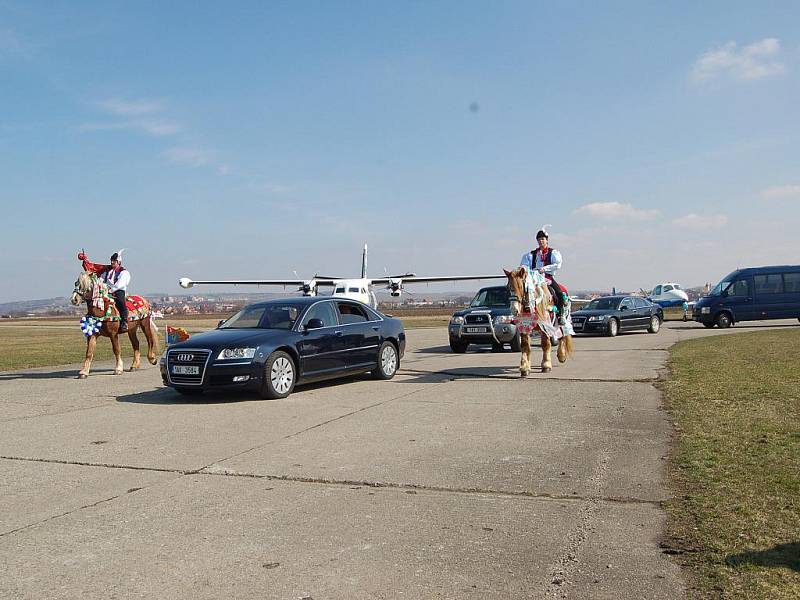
570,295,663,337
160,297,405,399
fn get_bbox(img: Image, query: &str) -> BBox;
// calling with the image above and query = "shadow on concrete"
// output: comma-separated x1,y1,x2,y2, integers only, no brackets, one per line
413,344,536,355
0,368,119,380
398,365,524,383
116,373,373,405
726,541,800,572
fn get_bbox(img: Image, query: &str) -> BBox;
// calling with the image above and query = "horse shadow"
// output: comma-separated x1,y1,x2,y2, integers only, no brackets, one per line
726,541,800,572
0,368,119,381
398,365,522,383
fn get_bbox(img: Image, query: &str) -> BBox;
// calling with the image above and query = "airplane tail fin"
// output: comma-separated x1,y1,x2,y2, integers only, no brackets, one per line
361,244,367,279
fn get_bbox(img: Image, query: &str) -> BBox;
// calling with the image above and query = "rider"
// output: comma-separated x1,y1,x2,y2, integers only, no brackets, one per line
519,228,567,325
77,250,131,332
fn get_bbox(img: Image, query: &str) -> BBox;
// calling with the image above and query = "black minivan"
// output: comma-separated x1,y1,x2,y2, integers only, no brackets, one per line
693,265,800,328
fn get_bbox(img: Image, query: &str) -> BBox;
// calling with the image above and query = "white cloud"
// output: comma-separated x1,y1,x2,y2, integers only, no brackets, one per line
97,98,163,116
573,202,660,221
672,213,728,230
691,38,786,82
78,119,179,137
162,146,214,167
760,184,800,201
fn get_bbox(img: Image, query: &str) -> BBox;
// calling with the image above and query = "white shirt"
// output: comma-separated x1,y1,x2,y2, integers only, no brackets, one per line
519,247,562,276
103,269,130,293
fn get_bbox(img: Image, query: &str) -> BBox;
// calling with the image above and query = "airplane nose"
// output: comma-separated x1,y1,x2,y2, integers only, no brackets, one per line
178,278,194,289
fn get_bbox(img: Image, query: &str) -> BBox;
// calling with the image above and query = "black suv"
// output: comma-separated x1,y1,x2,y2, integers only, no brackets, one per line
448,286,520,353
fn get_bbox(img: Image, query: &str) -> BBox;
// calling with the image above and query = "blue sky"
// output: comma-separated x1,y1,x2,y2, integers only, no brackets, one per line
1,1,798,303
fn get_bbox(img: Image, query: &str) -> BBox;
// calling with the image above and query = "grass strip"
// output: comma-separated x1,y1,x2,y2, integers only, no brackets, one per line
662,328,800,599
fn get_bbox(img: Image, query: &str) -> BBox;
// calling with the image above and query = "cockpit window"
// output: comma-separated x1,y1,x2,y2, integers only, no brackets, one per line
335,287,345,293
348,287,360,293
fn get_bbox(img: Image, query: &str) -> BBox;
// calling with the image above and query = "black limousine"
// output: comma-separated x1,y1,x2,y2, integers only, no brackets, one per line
161,297,405,399
571,295,663,336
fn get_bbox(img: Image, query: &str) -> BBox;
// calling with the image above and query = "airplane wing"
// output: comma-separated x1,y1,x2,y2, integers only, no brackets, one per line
178,277,337,289
370,274,506,285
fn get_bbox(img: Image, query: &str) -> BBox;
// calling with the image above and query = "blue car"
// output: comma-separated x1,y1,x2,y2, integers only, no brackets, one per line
161,297,405,398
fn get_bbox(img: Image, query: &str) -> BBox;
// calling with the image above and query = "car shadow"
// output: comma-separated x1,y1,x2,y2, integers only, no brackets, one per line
116,373,373,405
0,368,118,380
726,541,799,572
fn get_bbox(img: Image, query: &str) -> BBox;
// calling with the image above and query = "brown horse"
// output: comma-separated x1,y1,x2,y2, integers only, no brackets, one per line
504,266,574,376
70,272,159,378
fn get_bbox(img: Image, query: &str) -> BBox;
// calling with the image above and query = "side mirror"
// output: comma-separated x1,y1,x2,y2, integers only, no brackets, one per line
305,318,324,331
217,319,226,328
619,305,628,311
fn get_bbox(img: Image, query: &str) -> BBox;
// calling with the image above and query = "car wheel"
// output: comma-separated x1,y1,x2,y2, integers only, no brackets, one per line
175,387,203,396
373,341,399,380
647,315,661,333
606,318,619,337
260,351,296,399
715,312,732,329
449,340,468,353
510,333,522,353
703,322,715,328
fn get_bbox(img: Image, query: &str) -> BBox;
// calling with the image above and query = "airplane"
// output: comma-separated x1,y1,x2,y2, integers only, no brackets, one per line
178,244,506,309
646,282,690,308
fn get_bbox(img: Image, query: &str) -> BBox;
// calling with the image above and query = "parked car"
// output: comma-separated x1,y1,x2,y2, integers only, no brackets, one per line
161,297,405,398
448,285,520,352
693,265,800,328
571,295,663,337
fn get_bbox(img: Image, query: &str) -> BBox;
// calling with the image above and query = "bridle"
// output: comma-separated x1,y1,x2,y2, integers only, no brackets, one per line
508,270,532,314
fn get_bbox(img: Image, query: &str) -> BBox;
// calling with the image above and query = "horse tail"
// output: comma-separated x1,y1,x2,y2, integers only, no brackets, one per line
149,312,160,354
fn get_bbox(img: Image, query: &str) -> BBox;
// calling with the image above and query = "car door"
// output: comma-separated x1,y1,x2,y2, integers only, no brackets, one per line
618,297,638,330
335,301,375,368
634,297,653,328
296,301,341,376
721,276,755,321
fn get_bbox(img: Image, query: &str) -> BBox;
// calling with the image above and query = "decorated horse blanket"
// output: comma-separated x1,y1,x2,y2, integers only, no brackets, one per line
125,295,151,321
514,268,575,339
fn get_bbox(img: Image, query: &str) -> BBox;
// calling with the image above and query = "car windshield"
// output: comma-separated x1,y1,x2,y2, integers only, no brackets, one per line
586,297,621,310
220,304,301,329
470,288,509,308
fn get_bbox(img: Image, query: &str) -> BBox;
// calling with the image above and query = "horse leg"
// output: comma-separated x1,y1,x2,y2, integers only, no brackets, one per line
128,323,141,371
541,331,552,373
557,334,572,363
520,333,531,377
79,334,98,378
141,315,159,365
110,333,123,375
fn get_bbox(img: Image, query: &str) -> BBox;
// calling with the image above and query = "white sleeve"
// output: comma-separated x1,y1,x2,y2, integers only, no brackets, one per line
110,270,131,292
520,252,532,269
543,249,562,274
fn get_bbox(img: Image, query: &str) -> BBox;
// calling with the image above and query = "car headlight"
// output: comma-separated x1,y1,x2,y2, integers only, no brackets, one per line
588,315,606,322
216,347,257,360
450,316,464,325
494,315,514,324
701,307,710,314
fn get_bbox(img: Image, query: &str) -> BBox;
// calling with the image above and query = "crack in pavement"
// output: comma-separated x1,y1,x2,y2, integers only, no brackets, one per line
0,402,115,423
399,368,658,383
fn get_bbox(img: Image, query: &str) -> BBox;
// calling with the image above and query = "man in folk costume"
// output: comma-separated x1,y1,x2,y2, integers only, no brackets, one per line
77,249,131,332
519,226,567,326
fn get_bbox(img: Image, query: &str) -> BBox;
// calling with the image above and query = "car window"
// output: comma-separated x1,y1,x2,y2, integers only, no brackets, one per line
261,305,300,329
754,274,783,295
620,298,634,310
470,288,509,308
634,297,649,309
301,301,338,328
586,297,621,310
783,272,800,293
337,301,368,324
220,306,267,329
724,278,749,297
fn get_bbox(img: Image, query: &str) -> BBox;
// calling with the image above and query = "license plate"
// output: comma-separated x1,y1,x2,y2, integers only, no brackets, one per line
172,365,199,375
466,327,487,333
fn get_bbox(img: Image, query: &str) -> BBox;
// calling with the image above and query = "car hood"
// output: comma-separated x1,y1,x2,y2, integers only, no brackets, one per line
452,307,512,317
168,328,288,349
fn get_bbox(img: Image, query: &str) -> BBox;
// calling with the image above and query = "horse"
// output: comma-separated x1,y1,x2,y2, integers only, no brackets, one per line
70,271,159,378
504,266,574,376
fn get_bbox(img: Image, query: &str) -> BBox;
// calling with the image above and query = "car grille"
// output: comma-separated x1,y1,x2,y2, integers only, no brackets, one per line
465,314,491,325
166,349,211,386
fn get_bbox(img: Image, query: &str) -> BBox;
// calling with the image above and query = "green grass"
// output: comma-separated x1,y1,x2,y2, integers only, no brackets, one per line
0,316,448,371
662,328,800,599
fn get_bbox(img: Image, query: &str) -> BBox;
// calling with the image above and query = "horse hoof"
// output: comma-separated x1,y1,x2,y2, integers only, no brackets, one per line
148,358,158,365
520,371,528,378
114,370,123,376
542,367,552,373
129,366,139,372
77,373,88,379
558,356,567,363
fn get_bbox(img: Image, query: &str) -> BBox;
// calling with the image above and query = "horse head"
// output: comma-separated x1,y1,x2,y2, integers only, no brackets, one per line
71,272,96,306
504,267,532,316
